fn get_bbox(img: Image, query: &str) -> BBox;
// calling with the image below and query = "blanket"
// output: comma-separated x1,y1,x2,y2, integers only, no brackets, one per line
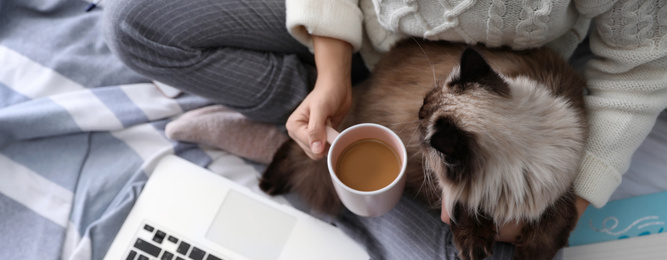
3,1,666,260
0,1,226,259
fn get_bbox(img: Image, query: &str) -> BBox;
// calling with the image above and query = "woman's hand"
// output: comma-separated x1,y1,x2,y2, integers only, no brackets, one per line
440,195,590,243
286,36,353,160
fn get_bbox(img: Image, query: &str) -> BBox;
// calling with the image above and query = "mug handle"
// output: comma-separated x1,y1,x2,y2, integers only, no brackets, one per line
325,125,339,145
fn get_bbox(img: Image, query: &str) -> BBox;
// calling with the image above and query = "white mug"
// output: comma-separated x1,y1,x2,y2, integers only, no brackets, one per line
326,123,407,217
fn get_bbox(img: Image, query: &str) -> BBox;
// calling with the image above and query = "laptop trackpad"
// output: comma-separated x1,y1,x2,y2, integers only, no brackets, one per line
206,190,297,260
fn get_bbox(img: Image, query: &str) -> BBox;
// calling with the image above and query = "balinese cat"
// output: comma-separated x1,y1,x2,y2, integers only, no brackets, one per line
260,39,587,260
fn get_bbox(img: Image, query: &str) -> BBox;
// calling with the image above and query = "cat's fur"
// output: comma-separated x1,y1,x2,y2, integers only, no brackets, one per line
260,39,587,260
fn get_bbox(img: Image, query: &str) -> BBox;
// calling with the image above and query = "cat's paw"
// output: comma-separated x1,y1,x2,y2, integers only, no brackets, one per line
454,235,494,260
258,140,294,196
258,176,287,195
451,204,496,260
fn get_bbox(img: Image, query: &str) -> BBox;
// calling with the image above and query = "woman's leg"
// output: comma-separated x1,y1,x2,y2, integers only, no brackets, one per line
103,0,314,123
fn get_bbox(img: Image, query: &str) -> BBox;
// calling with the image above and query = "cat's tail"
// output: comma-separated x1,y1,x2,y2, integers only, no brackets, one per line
259,140,343,216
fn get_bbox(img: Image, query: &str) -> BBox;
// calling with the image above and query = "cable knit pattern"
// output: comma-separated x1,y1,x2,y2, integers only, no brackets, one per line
383,0,419,31
597,0,654,48
423,0,477,41
289,0,588,60
286,0,667,208
514,0,552,48
373,0,480,43
485,0,506,47
620,0,654,47
370,0,581,52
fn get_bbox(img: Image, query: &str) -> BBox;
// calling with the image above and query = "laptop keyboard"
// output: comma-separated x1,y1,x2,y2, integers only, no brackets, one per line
125,222,226,260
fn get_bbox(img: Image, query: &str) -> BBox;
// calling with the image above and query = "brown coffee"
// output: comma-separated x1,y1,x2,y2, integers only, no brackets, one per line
335,138,401,191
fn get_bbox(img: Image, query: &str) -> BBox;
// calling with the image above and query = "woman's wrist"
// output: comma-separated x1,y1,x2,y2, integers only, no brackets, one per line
494,196,589,243
575,196,589,220
312,35,353,87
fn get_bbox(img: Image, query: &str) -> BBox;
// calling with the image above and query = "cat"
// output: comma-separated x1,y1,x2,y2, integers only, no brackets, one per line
260,39,587,260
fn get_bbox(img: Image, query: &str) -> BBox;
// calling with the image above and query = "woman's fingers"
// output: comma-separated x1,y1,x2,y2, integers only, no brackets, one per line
286,101,326,160
441,196,451,224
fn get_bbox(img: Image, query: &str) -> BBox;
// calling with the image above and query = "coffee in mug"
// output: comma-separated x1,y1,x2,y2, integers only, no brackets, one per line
326,123,407,217
335,138,401,191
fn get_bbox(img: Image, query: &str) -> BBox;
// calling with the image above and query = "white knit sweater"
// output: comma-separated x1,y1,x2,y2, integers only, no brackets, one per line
286,0,667,208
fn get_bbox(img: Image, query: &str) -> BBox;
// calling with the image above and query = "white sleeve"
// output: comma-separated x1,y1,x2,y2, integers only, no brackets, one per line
285,0,363,52
574,0,667,208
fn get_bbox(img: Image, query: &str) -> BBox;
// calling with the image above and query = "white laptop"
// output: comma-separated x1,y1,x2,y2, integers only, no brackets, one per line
105,155,369,260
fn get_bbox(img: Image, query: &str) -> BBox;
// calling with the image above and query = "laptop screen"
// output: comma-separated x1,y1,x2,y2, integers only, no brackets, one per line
206,190,297,260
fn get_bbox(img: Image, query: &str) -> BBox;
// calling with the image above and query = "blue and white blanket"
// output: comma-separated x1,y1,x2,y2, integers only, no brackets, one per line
0,1,268,259
4,1,667,260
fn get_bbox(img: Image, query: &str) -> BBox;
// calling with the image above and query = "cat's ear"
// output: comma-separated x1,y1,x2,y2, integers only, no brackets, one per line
455,48,509,97
430,117,476,182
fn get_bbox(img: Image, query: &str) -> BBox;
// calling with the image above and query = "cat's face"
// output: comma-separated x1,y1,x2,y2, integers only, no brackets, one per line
417,48,585,221
418,48,510,186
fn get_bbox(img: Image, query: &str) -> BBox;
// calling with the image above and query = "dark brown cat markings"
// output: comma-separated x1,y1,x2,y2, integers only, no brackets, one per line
260,39,587,260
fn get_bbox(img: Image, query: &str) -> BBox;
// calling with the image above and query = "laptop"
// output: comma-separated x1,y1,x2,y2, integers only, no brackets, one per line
105,155,369,260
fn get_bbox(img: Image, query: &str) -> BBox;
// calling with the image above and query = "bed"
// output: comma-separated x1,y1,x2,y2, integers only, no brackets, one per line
1,0,666,259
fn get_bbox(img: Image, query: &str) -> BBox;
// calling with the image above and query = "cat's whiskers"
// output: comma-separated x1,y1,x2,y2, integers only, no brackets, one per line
407,120,423,147
415,151,429,199
386,119,421,126
411,37,437,89
417,148,440,208
410,122,427,198
388,119,421,136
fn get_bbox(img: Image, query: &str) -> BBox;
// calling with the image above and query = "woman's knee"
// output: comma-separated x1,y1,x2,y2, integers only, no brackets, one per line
102,0,192,74
102,0,154,68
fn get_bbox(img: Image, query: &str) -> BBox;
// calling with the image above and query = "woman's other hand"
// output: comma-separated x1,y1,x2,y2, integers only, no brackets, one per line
440,195,590,243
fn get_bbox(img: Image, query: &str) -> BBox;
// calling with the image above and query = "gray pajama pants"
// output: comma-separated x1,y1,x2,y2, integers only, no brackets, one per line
103,0,523,259
104,0,317,123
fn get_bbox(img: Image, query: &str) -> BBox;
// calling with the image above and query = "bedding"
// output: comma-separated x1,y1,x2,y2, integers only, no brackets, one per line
0,1,265,259
1,0,666,260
